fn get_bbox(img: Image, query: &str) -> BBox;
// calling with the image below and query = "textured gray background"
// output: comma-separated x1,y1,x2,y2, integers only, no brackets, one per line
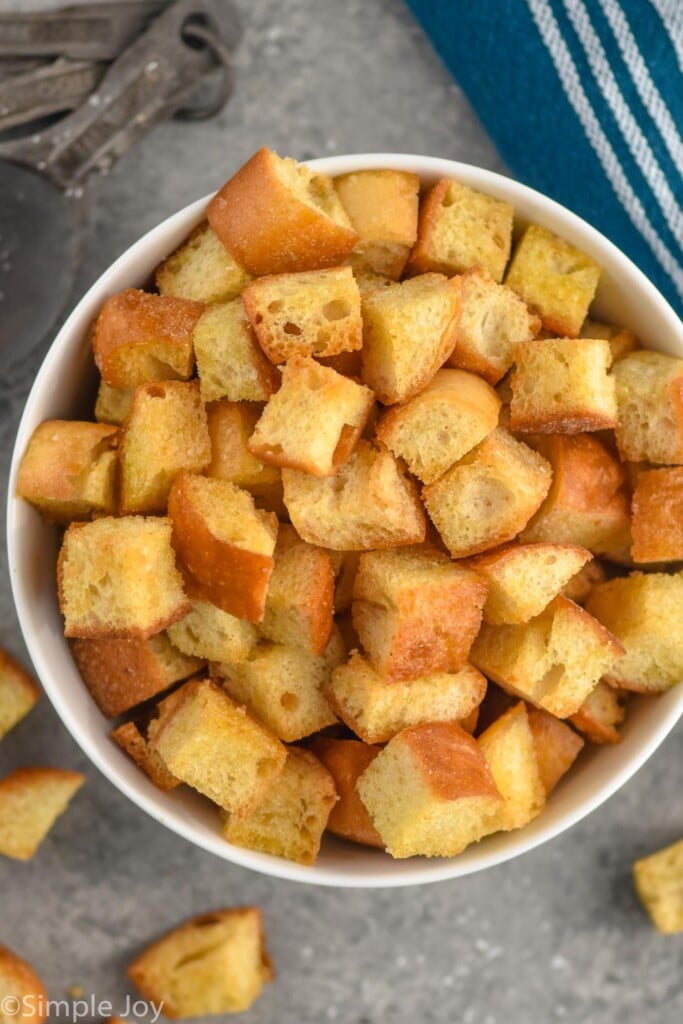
1,1,682,1022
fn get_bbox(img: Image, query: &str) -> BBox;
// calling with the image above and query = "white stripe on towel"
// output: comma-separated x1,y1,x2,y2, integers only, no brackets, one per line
647,0,683,73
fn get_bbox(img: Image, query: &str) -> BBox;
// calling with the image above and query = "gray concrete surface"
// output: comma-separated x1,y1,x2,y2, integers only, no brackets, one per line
1,2,682,1022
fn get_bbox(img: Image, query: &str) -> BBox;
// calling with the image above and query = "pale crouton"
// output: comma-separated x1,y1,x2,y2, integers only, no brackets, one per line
504,224,600,337
206,401,280,491
569,680,627,743
360,273,461,405
334,169,420,278
526,706,585,794
58,517,190,639
0,767,84,861
310,737,383,848
111,721,179,792
92,288,202,388
282,440,426,550
207,147,357,275
408,178,513,282
128,908,273,1017
478,702,546,831
0,946,47,1024
613,351,683,463
17,420,118,522
260,525,334,655
631,467,683,563
0,649,40,742
119,381,210,515
95,381,134,426
352,545,487,679
248,356,374,476
561,558,607,604
167,599,257,664
581,318,639,362
222,747,336,864
422,429,552,558
375,368,501,484
156,221,251,303
193,299,280,403
633,838,683,934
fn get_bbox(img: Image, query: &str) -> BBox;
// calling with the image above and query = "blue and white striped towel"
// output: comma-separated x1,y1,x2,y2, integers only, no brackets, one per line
406,0,683,317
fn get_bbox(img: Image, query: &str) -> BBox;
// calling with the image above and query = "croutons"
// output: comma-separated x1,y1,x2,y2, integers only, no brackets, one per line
581,318,639,362
633,838,683,935
408,178,513,282
205,401,283,510
193,299,280,403
613,351,683,463
505,224,600,336
375,368,501,484
207,147,357,275
310,737,383,848
422,429,552,558
631,467,683,563
94,381,134,426
478,702,546,831
569,681,627,744
0,767,84,861
360,273,461,405
0,946,47,1024
167,599,258,664
526,706,585,795
111,721,179,792
0,649,40,742
156,221,251,303
260,525,334,655
334,169,420,278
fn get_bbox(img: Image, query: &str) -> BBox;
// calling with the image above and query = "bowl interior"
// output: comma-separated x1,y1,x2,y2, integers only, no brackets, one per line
7,154,683,887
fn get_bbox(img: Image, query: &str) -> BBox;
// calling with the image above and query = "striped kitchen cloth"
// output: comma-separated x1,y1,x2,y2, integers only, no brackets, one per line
405,0,683,317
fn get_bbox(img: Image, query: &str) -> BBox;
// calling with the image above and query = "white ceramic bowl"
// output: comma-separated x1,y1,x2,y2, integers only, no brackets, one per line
7,154,683,887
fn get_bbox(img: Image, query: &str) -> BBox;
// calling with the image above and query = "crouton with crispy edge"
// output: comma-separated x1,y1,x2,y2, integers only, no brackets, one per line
581,318,639,363
613,351,683,464
334,169,420,278
0,648,40,742
631,467,683,563
310,737,383,848
526,706,585,794
0,946,47,1024
260,525,334,655
0,767,84,861
478,702,546,831
633,839,683,935
95,382,134,426
167,599,257,664
561,558,607,604
569,681,627,744
111,721,180,792
193,299,280,403
156,221,251,304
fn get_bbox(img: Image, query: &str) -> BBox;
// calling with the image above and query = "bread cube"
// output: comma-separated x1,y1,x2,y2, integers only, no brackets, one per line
505,224,600,337
248,356,374,476
167,599,257,663
468,542,593,625
510,338,617,433
581,318,639,362
633,838,683,934
95,381,134,425
156,221,251,303
17,420,118,522
206,400,280,489
0,767,84,861
71,632,202,717
568,680,627,744
445,268,540,384
423,429,552,558
586,572,683,692
207,147,357,275
408,178,513,282
613,351,683,463
193,299,280,404
376,368,500,484
0,946,47,1024
260,525,334,655
119,380,211,515
0,649,40,742
169,472,278,623
92,288,203,389
111,721,179,792
58,516,190,639
478,702,546,831
631,467,683,563
357,722,502,858
470,596,624,717
352,546,487,679
561,557,607,604
334,169,420,278
310,737,383,847
521,434,631,557
128,907,273,1016
218,629,344,742
361,273,461,405
222,747,336,864
526,706,584,794
326,653,486,743
282,440,425,550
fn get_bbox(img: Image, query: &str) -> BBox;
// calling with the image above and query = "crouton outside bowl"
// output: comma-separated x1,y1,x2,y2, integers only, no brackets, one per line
7,154,683,888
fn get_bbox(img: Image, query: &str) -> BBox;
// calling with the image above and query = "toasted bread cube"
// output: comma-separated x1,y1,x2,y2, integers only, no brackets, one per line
167,599,257,664
613,351,683,463
193,299,280,404
468,542,593,625
561,558,607,604
478,702,546,831
17,420,118,522
376,368,501,485
128,907,273,1017
119,381,210,515
58,516,190,640
95,381,134,426
71,632,202,717
93,288,202,389
111,721,179,792
526,706,585,794
260,525,334,655
568,680,627,743
156,221,251,303
248,356,374,476
334,169,420,278
282,440,425,550
310,737,383,847
445,268,540,384
521,434,631,557
408,178,513,282
0,767,84,861
631,467,683,563
169,472,277,623
0,946,47,1024
0,649,40,742
633,839,683,935
208,147,357,275
471,596,624,717
222,747,336,864
219,629,344,742
206,400,280,488
326,653,486,743
423,429,552,558
581,318,639,362
352,546,487,679
586,572,683,692
357,722,502,858
510,338,617,433
360,273,460,405
505,224,600,336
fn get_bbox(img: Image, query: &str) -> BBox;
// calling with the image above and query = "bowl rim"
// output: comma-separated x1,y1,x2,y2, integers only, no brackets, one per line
7,152,683,888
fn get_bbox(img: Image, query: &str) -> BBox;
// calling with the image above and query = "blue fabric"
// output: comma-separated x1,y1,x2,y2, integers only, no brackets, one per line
405,0,683,316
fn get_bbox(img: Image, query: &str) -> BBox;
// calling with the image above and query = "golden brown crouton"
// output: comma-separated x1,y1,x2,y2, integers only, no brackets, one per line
193,299,280,403
260,525,334,655
310,737,383,848
580,318,639,362
156,221,251,304
613,351,683,464
561,558,607,604
0,649,40,742
568,681,627,744
167,599,257,664
334,169,420,278
0,767,84,861
94,381,134,426
206,400,279,487
111,721,179,792
631,467,683,563
478,702,546,831
0,946,47,1024
526,706,585,795
633,838,683,934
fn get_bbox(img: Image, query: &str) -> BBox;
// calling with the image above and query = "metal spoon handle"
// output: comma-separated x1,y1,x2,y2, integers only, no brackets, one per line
0,57,106,132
